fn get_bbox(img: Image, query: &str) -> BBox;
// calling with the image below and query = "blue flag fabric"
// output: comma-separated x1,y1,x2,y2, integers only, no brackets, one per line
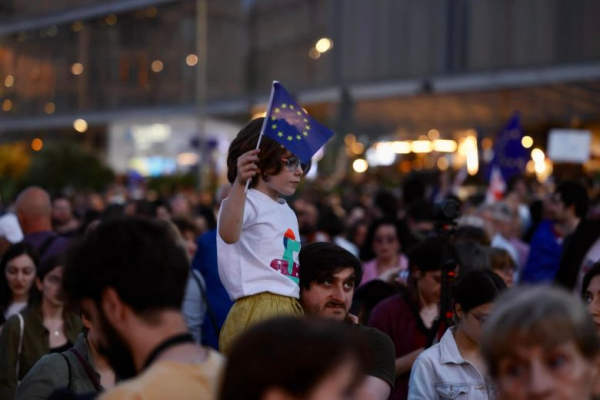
262,82,334,163
487,112,529,182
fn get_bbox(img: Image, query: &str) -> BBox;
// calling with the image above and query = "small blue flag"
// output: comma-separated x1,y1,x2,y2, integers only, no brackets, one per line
261,81,334,163
487,112,529,182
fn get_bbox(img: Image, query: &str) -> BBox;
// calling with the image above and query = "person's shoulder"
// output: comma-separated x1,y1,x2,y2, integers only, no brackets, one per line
98,385,137,400
414,343,440,367
576,219,600,236
2,313,21,331
1,308,33,332
354,324,396,367
197,229,217,245
27,352,66,373
354,324,394,347
372,293,405,311
101,350,225,400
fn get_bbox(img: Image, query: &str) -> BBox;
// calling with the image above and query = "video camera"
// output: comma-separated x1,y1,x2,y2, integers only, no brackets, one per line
426,198,460,348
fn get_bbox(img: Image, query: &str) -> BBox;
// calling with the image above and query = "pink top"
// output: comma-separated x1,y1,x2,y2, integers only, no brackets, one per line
360,254,409,287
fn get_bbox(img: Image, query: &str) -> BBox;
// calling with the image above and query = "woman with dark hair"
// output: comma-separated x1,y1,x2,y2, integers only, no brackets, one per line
581,260,600,334
0,256,82,399
220,316,369,400
0,243,40,329
360,218,408,286
489,247,516,287
409,269,507,399
369,237,455,400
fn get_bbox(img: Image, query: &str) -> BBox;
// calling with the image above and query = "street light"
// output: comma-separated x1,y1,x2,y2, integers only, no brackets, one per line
353,159,368,173
315,38,333,53
74,119,88,133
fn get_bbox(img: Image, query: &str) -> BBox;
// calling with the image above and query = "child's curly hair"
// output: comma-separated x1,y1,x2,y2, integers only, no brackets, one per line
227,117,308,188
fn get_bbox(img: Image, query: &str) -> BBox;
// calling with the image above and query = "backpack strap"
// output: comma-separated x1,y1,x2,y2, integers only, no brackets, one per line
190,270,221,338
58,353,72,391
69,348,102,392
15,313,24,380
38,234,58,260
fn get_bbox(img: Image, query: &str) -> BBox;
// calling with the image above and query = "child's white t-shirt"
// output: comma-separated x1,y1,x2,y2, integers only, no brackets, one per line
217,189,302,301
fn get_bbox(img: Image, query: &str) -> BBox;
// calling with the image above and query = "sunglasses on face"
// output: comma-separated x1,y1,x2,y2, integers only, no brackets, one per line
281,157,310,174
374,235,397,244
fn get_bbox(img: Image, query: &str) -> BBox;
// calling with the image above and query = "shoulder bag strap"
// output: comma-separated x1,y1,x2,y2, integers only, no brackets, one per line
38,235,58,260
190,270,221,338
15,313,24,380
58,353,72,390
69,348,102,392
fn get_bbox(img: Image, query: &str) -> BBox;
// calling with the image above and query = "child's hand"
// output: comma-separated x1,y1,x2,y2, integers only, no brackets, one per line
235,149,260,186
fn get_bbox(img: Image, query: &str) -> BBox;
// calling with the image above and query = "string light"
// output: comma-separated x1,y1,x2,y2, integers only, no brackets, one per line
74,119,88,133
71,63,84,75
146,6,158,17
44,102,55,114
315,38,333,53
522,136,533,148
428,129,440,140
71,21,84,32
2,99,13,111
106,14,117,26
353,159,368,173
31,138,43,151
186,54,198,66
151,60,163,72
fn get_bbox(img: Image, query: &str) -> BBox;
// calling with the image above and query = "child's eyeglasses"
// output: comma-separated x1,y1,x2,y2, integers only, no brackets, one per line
281,157,310,174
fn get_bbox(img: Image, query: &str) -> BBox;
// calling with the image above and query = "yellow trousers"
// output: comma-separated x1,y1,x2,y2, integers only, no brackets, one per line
219,292,303,355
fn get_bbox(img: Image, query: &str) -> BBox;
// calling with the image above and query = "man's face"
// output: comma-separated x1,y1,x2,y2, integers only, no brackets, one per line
550,192,568,223
294,200,318,235
300,267,356,321
495,341,600,400
52,199,72,225
80,297,138,380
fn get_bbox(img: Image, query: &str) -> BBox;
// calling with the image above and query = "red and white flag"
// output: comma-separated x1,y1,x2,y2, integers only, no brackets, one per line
486,165,506,203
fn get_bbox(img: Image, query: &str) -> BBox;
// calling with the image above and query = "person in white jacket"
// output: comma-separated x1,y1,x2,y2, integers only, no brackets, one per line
408,270,507,399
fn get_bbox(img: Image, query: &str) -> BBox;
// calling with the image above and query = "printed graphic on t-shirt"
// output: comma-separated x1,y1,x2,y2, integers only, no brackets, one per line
270,228,301,284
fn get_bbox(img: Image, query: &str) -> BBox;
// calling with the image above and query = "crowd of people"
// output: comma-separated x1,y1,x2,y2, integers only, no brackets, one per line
1,117,600,399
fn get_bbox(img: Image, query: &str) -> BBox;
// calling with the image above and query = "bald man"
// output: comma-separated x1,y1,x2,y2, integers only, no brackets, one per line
16,187,70,263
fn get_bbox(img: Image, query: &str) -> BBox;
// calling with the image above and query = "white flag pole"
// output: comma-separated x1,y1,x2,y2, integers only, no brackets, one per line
245,80,278,193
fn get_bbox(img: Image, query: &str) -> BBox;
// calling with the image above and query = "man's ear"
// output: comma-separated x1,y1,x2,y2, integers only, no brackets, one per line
262,388,296,400
454,303,464,322
100,287,127,327
412,268,422,280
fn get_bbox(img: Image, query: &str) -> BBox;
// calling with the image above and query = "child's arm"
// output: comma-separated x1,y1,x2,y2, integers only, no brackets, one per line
219,149,260,244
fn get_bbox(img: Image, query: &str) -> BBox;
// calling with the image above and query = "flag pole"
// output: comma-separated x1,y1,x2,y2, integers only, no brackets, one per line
245,80,278,193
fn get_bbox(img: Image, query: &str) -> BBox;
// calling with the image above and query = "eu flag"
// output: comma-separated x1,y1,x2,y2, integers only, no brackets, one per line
262,81,334,163
487,112,529,182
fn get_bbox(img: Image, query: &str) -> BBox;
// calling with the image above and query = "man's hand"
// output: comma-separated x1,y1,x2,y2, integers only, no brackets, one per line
345,313,359,324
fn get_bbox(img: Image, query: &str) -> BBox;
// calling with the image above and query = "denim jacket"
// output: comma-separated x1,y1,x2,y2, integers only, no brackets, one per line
408,327,496,400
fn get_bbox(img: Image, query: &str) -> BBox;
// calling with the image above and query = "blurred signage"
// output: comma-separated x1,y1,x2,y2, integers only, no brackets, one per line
130,124,171,151
547,129,591,163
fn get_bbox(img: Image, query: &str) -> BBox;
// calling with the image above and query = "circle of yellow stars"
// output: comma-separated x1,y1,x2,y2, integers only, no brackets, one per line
269,103,312,142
